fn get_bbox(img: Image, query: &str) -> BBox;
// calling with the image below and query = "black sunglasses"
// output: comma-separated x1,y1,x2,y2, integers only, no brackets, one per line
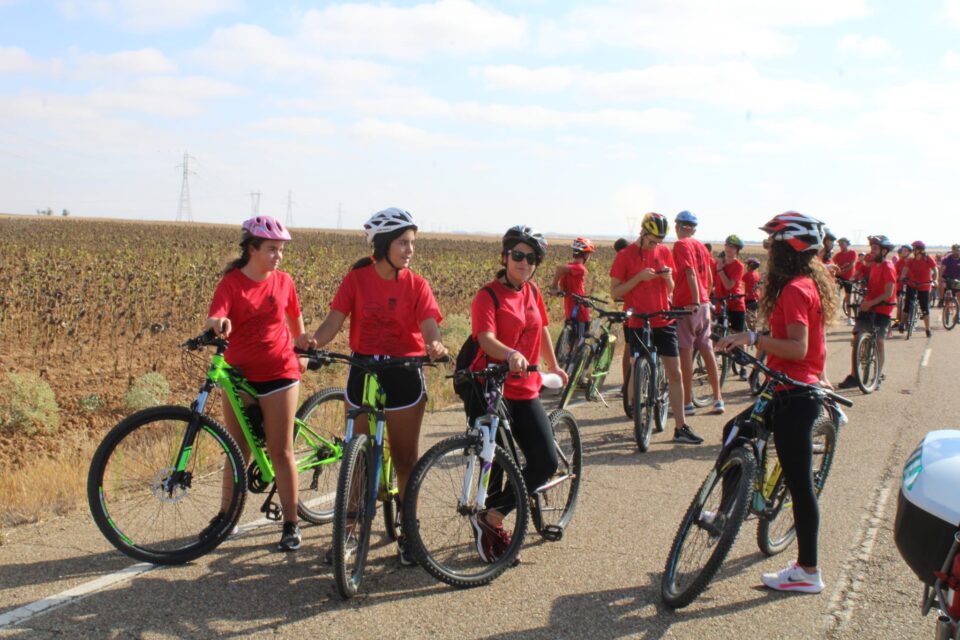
508,249,539,265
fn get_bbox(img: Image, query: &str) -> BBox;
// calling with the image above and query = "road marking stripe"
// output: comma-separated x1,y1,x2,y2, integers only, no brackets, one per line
921,348,932,367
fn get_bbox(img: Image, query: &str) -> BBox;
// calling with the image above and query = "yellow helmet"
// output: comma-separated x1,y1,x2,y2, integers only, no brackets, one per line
641,212,669,238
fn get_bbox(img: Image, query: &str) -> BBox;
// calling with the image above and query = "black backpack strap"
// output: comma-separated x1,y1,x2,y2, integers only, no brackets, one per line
482,285,499,310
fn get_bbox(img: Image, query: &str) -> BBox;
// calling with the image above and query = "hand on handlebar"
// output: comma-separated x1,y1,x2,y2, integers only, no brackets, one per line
204,317,232,338
295,333,317,351
715,331,751,352
425,340,449,362
507,350,530,375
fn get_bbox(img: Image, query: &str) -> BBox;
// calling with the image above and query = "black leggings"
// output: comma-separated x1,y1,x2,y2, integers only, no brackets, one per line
468,397,558,516
724,392,822,567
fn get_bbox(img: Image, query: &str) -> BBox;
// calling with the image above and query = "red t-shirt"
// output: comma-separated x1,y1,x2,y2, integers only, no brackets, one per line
832,249,857,279
853,258,871,282
715,259,746,312
671,237,711,307
610,243,676,329
895,258,909,293
559,262,591,322
902,255,937,291
330,264,443,356
470,279,549,400
866,259,897,316
208,269,302,382
743,270,761,302
766,276,825,385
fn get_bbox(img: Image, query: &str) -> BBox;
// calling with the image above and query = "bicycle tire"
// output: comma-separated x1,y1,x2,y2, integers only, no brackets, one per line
757,413,837,556
555,323,575,372
654,359,669,433
559,343,590,409
294,387,346,524
333,433,375,598
382,459,402,541
854,333,880,394
661,446,755,609
87,405,247,565
906,301,916,340
633,358,654,452
943,296,958,330
586,338,613,401
691,350,713,408
402,434,528,588
533,410,582,537
842,297,852,320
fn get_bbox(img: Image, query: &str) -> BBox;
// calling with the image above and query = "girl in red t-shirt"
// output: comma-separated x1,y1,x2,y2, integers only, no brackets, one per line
205,215,306,551
717,211,838,595
550,236,595,359
466,225,568,563
296,208,447,566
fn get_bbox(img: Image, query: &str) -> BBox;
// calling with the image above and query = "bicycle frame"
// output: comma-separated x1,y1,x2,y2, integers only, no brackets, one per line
342,371,395,515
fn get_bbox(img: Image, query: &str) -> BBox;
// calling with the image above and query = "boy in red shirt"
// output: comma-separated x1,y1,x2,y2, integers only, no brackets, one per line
716,234,747,333
611,212,702,445
832,238,858,325
838,235,897,390
900,240,939,338
551,237,595,362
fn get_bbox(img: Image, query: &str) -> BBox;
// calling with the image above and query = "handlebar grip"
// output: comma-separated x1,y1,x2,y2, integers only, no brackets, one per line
830,394,854,408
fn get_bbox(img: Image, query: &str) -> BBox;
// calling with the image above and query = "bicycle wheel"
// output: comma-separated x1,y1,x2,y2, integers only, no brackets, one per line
382,457,402,541
942,295,958,330
661,447,755,609
757,413,837,556
906,301,916,340
633,358,654,452
842,297,852,320
534,410,582,538
402,434,528,588
555,322,575,371
854,333,880,394
691,350,713,408
88,406,246,565
294,387,346,524
559,343,591,409
654,359,669,433
586,338,613,401
332,433,375,598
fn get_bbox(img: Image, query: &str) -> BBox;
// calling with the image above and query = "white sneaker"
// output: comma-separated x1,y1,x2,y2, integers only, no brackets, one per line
845,317,855,326
761,562,825,594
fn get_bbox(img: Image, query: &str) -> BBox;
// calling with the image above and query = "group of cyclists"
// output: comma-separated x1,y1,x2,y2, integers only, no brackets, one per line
200,206,948,599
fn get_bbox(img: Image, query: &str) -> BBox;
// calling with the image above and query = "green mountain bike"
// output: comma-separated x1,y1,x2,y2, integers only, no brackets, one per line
88,330,346,565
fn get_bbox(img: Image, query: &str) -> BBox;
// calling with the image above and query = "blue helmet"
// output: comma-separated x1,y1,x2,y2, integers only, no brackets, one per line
676,210,698,226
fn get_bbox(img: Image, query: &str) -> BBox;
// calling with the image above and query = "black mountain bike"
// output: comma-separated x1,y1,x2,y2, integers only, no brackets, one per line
661,344,852,609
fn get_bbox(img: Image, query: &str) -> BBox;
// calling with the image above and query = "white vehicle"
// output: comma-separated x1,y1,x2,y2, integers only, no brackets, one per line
895,430,960,640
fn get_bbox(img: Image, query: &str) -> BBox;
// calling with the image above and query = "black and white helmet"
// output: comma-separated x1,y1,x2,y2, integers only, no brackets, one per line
503,225,547,259
363,207,417,244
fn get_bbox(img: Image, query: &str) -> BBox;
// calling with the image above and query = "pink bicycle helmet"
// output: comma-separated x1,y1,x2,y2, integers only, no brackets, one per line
911,240,926,251
242,215,291,242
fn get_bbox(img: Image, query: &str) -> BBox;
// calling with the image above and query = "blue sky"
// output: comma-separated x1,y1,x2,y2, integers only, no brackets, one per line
2,0,960,246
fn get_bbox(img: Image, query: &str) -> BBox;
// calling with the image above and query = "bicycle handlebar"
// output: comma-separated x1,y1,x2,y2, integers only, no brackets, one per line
294,348,449,371
570,293,611,307
710,333,854,408
182,329,226,351
450,363,539,382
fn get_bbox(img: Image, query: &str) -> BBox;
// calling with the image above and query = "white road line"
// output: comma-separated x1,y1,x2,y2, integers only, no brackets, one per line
0,506,321,630
921,348,932,367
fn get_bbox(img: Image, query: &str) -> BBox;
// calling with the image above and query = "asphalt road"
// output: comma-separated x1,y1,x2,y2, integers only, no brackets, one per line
1,321,956,639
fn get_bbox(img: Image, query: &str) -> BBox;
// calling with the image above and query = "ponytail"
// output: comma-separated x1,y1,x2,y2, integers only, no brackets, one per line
223,238,262,275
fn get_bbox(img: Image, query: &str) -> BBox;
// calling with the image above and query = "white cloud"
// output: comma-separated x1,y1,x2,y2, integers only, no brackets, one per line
481,65,578,92
537,0,868,57
197,24,393,86
88,75,246,117
351,118,459,147
73,48,176,78
0,46,59,74
58,0,240,31
251,116,336,137
837,34,893,57
298,0,527,59
943,51,960,71
946,0,960,28
755,117,857,146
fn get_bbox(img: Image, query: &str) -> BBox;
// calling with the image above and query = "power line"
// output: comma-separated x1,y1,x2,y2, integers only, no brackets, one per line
176,152,195,223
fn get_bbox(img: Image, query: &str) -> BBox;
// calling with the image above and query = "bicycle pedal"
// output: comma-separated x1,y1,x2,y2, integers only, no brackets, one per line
261,502,283,521
540,524,564,542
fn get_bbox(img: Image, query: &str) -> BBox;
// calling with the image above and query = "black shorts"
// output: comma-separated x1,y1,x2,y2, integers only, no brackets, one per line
626,323,679,359
346,357,425,410
838,279,853,294
727,310,746,332
854,311,891,338
746,300,759,312
905,288,931,317
248,378,299,397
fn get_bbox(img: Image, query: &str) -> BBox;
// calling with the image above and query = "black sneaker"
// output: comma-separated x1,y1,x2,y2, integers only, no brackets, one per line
674,425,704,445
837,374,858,390
277,521,301,551
926,328,932,338
397,535,415,567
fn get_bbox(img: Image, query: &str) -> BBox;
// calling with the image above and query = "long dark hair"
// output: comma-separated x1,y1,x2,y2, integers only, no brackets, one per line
350,226,414,272
224,237,265,275
760,240,838,326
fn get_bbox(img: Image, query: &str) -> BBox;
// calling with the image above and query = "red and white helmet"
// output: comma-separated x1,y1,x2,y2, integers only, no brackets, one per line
242,215,291,241
363,207,417,244
759,211,825,253
572,237,595,254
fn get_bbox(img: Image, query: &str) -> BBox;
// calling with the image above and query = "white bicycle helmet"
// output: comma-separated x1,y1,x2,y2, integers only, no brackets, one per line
363,207,417,244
